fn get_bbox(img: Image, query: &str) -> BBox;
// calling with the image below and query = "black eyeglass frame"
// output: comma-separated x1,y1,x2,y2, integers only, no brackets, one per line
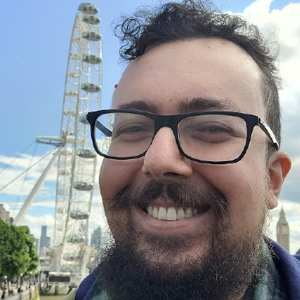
86,109,279,165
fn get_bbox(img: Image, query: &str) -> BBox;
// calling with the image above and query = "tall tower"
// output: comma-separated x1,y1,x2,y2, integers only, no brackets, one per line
40,225,48,255
276,207,289,252
91,226,102,257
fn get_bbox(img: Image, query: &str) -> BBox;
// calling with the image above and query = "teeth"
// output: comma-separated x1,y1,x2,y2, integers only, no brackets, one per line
185,208,192,218
166,207,177,220
147,206,199,221
147,205,153,217
157,207,167,220
152,206,158,218
177,208,185,220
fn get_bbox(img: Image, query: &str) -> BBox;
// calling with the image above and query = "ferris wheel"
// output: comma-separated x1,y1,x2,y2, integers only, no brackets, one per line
54,2,102,283
11,2,102,290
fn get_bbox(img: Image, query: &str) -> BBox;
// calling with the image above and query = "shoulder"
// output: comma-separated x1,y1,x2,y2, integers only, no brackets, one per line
61,288,78,300
60,270,99,300
60,269,100,300
76,269,98,299
269,239,300,299
270,239,300,267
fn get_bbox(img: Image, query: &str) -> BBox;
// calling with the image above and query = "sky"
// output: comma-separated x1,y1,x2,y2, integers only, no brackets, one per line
0,0,299,253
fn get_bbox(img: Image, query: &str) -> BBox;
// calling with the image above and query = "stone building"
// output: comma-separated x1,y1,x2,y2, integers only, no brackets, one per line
0,203,10,224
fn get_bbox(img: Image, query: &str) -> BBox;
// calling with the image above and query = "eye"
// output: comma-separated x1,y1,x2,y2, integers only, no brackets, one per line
179,115,248,145
188,122,233,143
117,123,147,135
112,120,154,143
198,123,232,134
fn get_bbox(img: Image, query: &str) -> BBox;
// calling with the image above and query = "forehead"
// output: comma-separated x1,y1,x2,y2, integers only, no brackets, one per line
113,38,265,116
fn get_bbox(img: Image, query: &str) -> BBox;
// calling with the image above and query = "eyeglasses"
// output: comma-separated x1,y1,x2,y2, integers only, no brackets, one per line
86,109,279,164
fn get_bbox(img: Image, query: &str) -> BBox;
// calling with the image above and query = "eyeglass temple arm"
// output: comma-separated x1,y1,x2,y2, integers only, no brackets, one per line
259,119,279,150
95,120,112,137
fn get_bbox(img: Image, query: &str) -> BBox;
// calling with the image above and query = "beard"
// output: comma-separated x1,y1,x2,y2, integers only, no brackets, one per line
95,180,269,300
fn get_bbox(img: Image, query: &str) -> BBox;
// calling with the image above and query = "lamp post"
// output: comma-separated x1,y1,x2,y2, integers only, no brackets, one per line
17,274,23,293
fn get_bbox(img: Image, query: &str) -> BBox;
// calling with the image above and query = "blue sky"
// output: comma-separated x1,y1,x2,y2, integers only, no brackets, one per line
1,0,300,252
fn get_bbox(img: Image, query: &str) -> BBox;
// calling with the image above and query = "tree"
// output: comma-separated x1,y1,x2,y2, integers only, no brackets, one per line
0,219,38,280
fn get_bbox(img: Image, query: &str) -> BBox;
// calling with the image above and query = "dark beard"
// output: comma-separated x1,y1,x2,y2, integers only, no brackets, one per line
95,181,267,300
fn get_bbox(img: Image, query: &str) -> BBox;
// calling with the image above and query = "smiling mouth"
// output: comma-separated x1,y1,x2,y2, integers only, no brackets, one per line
145,204,211,221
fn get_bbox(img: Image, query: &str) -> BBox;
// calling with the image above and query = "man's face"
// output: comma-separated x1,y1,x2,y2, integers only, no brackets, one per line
100,39,272,273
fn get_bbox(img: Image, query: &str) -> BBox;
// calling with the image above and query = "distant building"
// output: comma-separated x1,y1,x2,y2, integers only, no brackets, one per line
276,207,290,252
0,203,10,224
35,238,40,255
40,225,49,255
46,236,51,248
91,226,102,256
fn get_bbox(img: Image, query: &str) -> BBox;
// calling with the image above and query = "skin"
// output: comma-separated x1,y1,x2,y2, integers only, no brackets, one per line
100,38,291,271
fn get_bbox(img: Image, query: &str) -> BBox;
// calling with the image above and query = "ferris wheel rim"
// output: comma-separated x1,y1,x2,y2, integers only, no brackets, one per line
52,2,102,283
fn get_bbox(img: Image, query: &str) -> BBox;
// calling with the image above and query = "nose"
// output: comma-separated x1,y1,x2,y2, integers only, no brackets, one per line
142,127,193,182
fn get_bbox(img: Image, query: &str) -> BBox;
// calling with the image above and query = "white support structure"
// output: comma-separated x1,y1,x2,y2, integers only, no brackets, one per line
13,149,61,226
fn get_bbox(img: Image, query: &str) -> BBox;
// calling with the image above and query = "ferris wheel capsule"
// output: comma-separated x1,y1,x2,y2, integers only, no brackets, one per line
82,31,101,41
81,82,101,93
82,54,101,64
78,3,99,15
77,148,96,158
82,15,100,25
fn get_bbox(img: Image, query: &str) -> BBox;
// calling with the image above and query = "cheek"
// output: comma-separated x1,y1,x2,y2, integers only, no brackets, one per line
202,162,268,230
99,158,143,200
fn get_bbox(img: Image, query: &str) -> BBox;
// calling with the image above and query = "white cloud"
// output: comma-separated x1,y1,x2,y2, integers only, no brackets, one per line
0,151,58,196
31,201,56,208
242,0,274,21
21,214,55,241
242,1,300,116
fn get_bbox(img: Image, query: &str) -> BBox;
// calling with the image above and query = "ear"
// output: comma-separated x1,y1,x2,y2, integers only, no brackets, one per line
268,151,292,209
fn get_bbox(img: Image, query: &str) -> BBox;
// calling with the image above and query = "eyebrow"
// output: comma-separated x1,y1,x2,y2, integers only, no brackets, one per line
118,101,158,113
117,98,239,114
179,98,239,113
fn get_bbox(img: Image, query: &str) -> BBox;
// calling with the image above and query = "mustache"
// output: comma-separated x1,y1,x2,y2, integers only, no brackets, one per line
106,180,228,215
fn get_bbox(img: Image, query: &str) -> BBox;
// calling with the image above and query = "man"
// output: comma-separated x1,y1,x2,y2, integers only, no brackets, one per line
65,1,300,299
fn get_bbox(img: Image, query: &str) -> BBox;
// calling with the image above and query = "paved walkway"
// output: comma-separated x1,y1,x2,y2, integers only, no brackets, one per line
40,287,68,300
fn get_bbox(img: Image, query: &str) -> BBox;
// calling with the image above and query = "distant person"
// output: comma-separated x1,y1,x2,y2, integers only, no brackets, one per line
63,0,300,299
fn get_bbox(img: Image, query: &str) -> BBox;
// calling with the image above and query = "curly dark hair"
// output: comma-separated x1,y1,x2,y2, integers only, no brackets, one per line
115,0,282,152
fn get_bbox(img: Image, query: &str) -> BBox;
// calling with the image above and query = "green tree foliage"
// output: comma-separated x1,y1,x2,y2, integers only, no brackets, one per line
0,219,38,280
